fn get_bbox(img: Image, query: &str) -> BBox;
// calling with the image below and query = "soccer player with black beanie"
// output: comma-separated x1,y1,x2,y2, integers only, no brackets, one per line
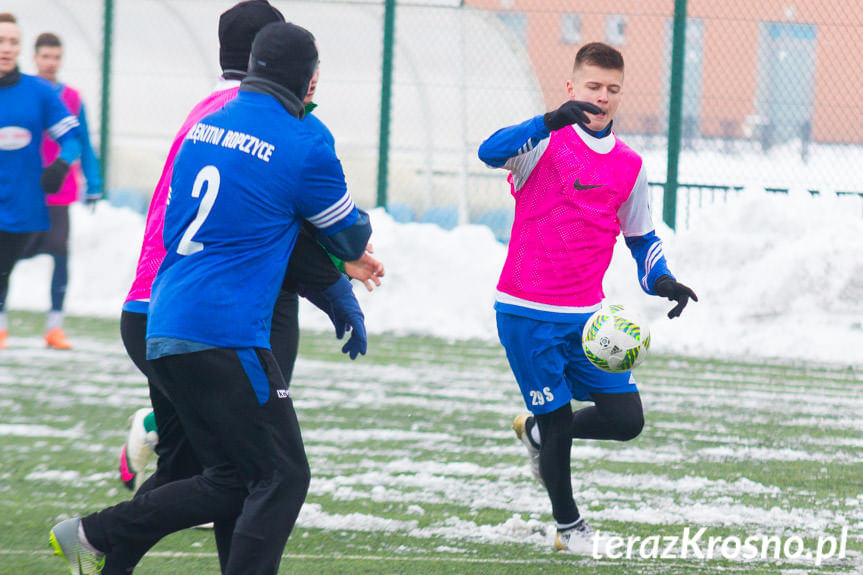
50,18,372,575
113,0,381,527
99,3,343,573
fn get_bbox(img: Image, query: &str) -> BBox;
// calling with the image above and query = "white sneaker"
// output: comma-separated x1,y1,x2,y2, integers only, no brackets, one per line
512,414,544,488
194,522,215,529
554,518,596,554
49,517,105,574
118,407,158,492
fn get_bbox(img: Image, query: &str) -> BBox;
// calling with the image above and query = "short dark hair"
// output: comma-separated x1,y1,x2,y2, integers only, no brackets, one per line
0,13,17,24
35,32,62,50
574,42,624,74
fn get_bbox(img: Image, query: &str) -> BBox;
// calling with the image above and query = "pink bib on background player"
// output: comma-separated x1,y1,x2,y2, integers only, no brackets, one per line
41,85,82,206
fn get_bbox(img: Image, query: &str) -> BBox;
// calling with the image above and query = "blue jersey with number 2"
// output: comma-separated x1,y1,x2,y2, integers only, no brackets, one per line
148,91,359,349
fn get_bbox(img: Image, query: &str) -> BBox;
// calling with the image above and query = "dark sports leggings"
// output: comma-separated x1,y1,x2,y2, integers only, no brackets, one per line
103,290,301,574
84,347,309,575
50,254,68,312
536,392,644,526
0,231,32,312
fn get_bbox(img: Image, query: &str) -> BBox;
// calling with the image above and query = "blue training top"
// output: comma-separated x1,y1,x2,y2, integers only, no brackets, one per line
147,90,367,350
0,73,80,232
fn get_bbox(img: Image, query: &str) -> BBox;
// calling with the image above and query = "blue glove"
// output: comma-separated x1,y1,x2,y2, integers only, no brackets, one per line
300,275,367,359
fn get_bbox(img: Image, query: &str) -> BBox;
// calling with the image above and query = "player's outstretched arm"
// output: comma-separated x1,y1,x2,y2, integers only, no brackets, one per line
478,101,598,189
478,115,549,168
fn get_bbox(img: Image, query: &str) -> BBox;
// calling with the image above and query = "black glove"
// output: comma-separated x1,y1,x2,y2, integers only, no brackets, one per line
543,101,602,132
653,275,698,319
40,158,70,195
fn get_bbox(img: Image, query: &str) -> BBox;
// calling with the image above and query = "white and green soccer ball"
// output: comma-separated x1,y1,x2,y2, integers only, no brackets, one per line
581,304,651,373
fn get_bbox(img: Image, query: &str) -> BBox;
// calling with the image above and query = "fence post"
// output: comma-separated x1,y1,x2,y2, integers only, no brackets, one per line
664,0,687,231
99,0,114,197
376,0,396,208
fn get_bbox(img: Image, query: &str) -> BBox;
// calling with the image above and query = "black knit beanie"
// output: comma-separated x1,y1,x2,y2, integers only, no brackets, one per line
218,0,285,73
247,22,318,102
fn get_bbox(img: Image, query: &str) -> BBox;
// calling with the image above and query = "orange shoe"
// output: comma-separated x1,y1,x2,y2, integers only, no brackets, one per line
45,327,72,350
0,329,7,349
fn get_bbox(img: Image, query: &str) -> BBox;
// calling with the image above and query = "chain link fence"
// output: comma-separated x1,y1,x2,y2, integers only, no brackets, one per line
383,0,863,234
7,0,862,233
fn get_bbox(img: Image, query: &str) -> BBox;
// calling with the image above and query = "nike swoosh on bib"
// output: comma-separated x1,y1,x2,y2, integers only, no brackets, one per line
573,179,602,191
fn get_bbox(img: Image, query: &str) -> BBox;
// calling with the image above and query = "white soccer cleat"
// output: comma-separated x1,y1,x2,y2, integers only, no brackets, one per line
118,407,158,492
194,522,215,529
49,517,105,574
554,517,596,554
512,413,544,488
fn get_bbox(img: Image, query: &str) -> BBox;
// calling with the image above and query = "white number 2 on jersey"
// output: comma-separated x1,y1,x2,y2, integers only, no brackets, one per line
177,165,220,256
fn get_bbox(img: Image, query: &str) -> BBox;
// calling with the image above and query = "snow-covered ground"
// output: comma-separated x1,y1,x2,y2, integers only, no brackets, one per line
7,187,863,367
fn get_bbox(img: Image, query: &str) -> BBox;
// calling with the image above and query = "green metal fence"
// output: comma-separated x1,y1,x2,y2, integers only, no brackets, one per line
376,0,863,233
8,0,862,232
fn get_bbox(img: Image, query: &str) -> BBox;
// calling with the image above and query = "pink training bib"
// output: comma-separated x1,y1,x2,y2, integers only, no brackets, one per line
125,83,240,304
497,127,642,308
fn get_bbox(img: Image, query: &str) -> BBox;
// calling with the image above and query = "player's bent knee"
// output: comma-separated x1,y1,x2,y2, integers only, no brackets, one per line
595,392,644,441
614,413,644,441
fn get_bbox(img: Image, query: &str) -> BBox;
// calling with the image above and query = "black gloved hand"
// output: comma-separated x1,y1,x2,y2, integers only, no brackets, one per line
543,101,602,132
653,275,698,319
40,158,70,195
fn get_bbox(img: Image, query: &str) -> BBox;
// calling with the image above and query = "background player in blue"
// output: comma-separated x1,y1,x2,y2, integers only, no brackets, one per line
18,31,105,350
49,22,371,575
0,12,80,350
